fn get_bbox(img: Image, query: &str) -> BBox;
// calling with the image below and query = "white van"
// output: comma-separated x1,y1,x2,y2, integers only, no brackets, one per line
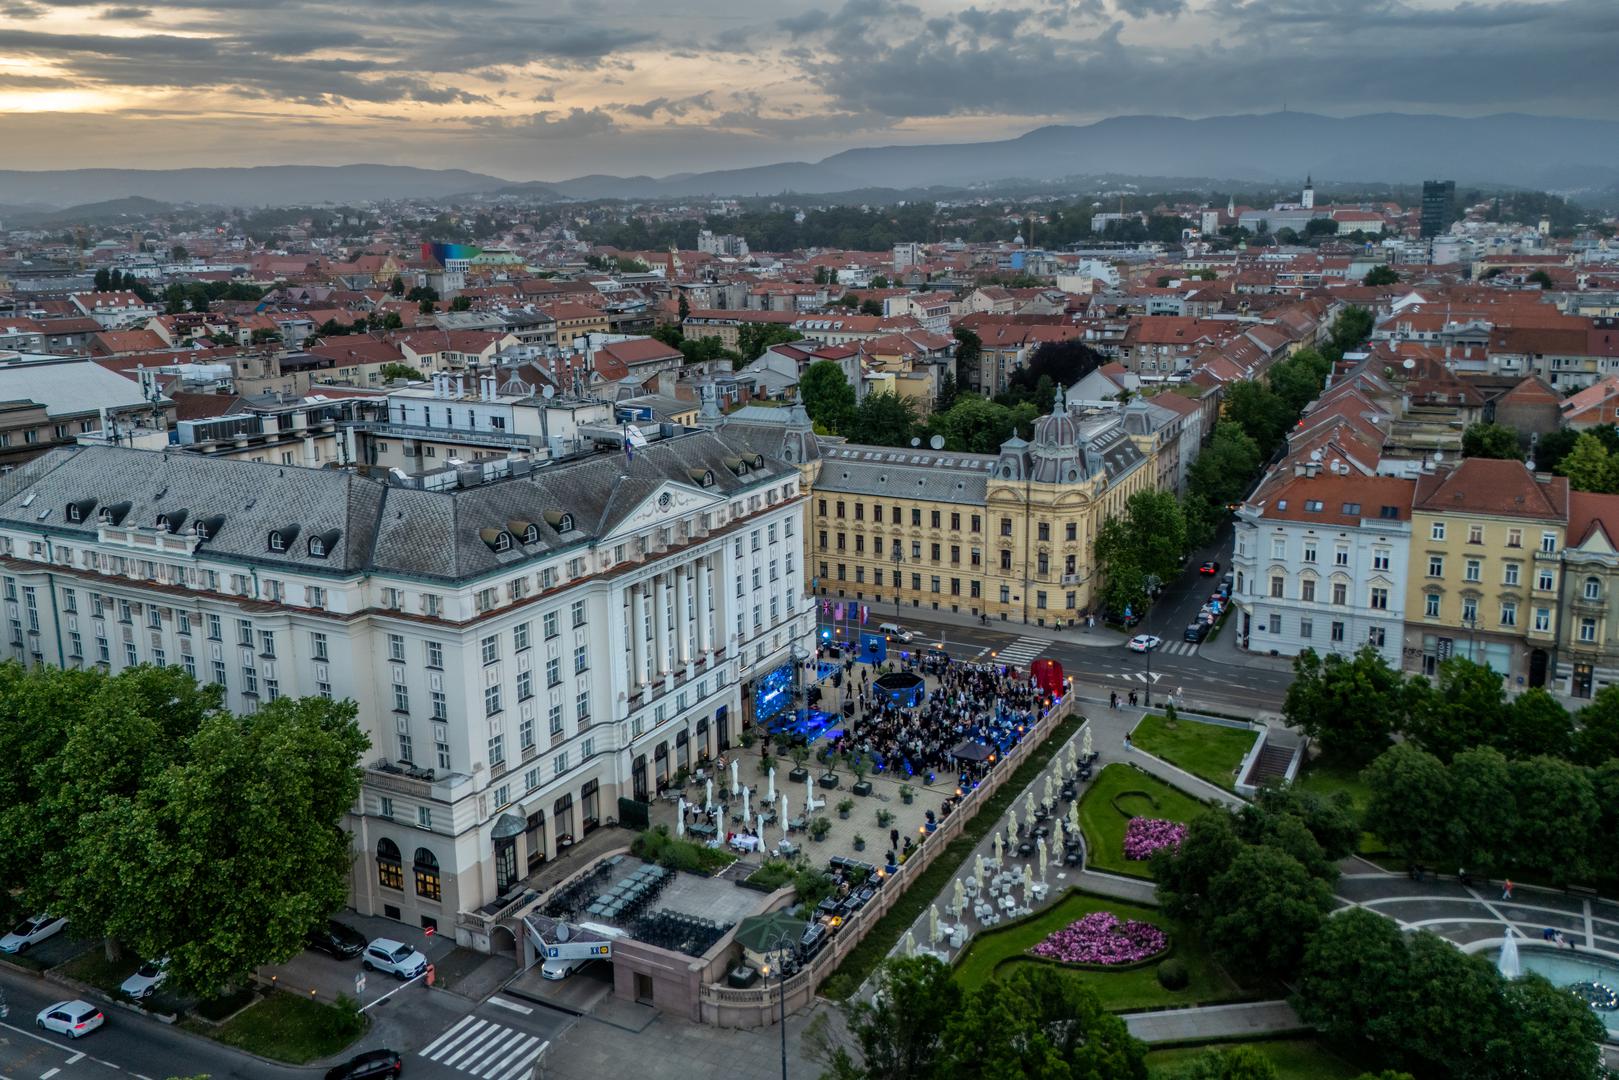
540,922,624,981
878,622,914,642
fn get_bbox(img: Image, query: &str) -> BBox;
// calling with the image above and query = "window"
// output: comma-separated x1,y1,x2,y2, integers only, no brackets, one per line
211,659,226,686
1507,528,1522,548
1431,521,1447,541
516,669,533,701
1426,593,1441,618
571,600,587,627
1302,542,1317,564
1370,587,1388,610
435,726,451,769
1332,581,1347,605
431,689,447,720
1464,559,1482,583
1301,578,1316,603
1500,601,1517,627
481,635,499,665
573,644,588,673
546,657,561,686
388,633,406,662
1503,562,1520,586
1580,617,1598,643
1586,577,1603,601
1330,621,1345,642
485,685,502,715
1542,532,1558,553
1463,597,1479,623
1537,569,1555,592
1267,613,1281,633
1270,575,1285,599
576,688,591,723
1467,524,1483,545
417,806,432,830
488,729,506,767
378,797,394,821
311,631,329,661
1271,538,1286,559
393,685,410,713
126,642,139,667
1300,618,1313,639
413,848,441,901
1533,607,1551,632
1336,547,1351,567
554,752,569,777
1368,626,1387,648
376,839,403,891
426,640,443,668
1428,555,1444,577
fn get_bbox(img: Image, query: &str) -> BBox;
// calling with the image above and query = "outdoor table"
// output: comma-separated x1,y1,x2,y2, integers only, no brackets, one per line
1017,841,1035,857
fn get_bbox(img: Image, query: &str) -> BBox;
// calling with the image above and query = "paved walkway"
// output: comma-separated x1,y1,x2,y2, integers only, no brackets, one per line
1124,1000,1306,1043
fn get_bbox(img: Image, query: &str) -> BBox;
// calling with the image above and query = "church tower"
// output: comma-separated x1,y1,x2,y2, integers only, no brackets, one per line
1302,174,1315,210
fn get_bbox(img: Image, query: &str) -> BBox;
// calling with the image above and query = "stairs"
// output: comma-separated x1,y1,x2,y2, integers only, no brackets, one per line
1243,740,1297,788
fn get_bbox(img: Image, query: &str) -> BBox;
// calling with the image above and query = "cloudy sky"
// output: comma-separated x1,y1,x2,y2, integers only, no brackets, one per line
0,0,1612,180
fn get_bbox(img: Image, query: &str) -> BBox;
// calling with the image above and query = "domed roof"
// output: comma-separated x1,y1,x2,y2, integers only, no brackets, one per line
1032,409,1080,449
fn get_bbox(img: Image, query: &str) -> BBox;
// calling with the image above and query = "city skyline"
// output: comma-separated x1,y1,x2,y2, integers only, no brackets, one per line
0,0,1613,179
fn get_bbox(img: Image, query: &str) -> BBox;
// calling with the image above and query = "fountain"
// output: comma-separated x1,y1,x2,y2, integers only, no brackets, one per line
1498,931,1521,980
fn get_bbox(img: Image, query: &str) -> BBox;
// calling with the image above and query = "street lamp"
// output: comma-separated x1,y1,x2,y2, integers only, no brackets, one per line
890,545,904,617
1144,641,1153,707
759,929,795,1080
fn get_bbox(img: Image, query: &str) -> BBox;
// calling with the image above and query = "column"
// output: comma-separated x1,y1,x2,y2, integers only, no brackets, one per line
655,573,672,675
696,556,713,654
675,563,692,665
631,582,648,686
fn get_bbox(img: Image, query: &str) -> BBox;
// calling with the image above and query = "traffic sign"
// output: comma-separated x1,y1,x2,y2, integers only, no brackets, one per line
355,973,366,995
543,941,614,961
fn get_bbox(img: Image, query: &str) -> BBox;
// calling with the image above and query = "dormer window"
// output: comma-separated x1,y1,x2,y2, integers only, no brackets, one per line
494,532,512,553
524,525,539,544
703,469,715,487
65,498,95,523
194,521,210,540
558,513,574,533
269,532,285,552
309,536,326,557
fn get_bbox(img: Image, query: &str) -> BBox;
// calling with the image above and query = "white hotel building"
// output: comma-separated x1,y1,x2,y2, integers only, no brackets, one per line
0,433,812,949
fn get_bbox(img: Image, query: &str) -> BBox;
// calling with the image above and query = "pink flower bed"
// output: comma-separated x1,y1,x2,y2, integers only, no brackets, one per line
1123,816,1186,860
1029,911,1168,966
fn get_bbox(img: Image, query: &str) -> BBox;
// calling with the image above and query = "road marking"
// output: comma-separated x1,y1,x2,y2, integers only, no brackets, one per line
488,996,532,1015
41,1069,59,1080
422,1015,486,1059
442,1021,504,1067
994,637,1047,665
493,1039,547,1080
483,1035,542,1079
63,1056,83,1066
463,1028,528,1072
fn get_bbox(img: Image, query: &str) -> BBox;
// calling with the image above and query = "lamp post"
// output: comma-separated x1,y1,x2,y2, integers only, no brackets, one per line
1144,640,1153,707
759,929,795,1080
891,545,904,617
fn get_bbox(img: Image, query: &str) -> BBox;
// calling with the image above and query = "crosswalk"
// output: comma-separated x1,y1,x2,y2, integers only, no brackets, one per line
1157,641,1200,657
993,636,1048,666
419,1014,547,1080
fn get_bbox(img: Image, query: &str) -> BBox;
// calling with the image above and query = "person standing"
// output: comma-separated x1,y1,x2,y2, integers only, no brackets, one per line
1109,690,1118,710
1502,879,1514,900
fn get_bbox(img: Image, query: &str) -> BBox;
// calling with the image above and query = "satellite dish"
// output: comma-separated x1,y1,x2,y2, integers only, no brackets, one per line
1310,449,1322,461
929,434,945,450
910,437,921,447
557,922,571,942
1402,358,1415,370
1434,451,1445,463
542,385,555,399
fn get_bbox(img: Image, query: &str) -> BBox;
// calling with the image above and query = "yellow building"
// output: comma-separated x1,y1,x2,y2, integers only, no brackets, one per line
1406,458,1568,687
808,401,1162,625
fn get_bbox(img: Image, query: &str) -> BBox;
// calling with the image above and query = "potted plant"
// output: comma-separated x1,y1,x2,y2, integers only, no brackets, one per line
759,751,775,775
788,745,810,783
849,752,873,797
876,809,895,828
899,784,916,805
817,747,840,789
673,764,689,790
852,834,867,852
837,798,854,820
809,817,831,842
739,729,757,749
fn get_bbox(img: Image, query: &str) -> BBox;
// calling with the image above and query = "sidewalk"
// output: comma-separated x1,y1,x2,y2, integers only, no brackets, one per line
1124,1000,1306,1043
1193,615,1294,674
852,603,1131,649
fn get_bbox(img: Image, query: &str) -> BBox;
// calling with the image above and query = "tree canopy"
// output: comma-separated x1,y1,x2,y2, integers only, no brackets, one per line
800,361,857,434
1460,422,1524,461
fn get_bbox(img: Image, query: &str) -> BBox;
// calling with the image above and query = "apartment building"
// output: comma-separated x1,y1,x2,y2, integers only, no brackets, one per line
1405,458,1567,686
1555,491,1619,699
0,433,811,949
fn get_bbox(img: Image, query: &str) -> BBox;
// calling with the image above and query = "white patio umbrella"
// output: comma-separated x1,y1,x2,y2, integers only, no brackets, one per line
676,797,687,838
974,853,986,891
705,778,714,813
757,812,767,846
766,766,776,803
953,877,967,917
902,929,917,956
779,794,789,842
1007,806,1019,837
806,773,817,811
1082,727,1094,759
1024,790,1036,821
1037,836,1048,879
1023,862,1035,894
1069,801,1081,832
929,904,942,946
731,758,740,796
992,830,1004,865
742,786,751,824
1044,773,1056,807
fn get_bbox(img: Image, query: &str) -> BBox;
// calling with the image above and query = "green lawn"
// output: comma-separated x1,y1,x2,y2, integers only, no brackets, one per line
952,890,1246,1010
56,948,140,996
203,990,366,1064
1078,763,1210,879
1145,1039,1362,1080
1291,753,1385,856
1130,714,1257,792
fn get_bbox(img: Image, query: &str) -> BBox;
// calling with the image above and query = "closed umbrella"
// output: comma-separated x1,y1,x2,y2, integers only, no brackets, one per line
780,794,789,844
806,773,816,812
1069,801,1081,832
1024,790,1036,821
742,786,751,824
902,929,916,957
1007,806,1019,837
676,797,686,838
1067,741,1078,772
1044,773,1056,807
731,758,740,796
1023,862,1035,895
1037,836,1048,879
705,778,714,813
929,904,942,946
953,877,967,917
974,853,986,891
1082,727,1093,759
766,766,776,804
992,830,1004,865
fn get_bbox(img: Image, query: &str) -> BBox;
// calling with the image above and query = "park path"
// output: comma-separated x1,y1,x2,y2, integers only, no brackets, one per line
1124,1000,1306,1043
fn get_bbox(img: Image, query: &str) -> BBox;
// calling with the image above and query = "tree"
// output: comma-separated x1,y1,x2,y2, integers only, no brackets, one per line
1187,423,1262,507
870,274,890,289
1508,755,1598,883
93,267,112,291
1121,489,1188,585
1573,684,1619,765
677,291,690,322
1527,269,1556,289
934,371,959,413
405,285,438,304
1532,424,1619,474
737,323,799,362
1283,646,1408,764
1555,431,1619,493
1503,687,1572,760
1001,339,1105,405
389,275,405,296
449,295,472,312
1296,909,1412,1054
169,244,188,261
1169,1046,1280,1080
379,362,425,382
1363,265,1399,286
1460,422,1523,460
1362,744,1454,867
940,964,1147,1080
810,955,959,1080
859,298,884,317
953,327,981,387
800,361,856,434
381,312,404,331
418,298,436,314
924,395,1034,453
846,392,918,447
65,696,367,996
1491,974,1606,1080
1152,810,1245,926
1222,380,1293,456
1407,656,1509,761
1203,846,1331,980
1252,785,1359,862
1444,747,1517,875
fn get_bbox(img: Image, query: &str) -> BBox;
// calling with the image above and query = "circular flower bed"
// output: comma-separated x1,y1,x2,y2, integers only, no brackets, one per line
1123,816,1186,860
1029,911,1169,966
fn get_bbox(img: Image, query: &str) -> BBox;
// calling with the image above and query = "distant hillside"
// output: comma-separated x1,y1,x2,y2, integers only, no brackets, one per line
16,195,176,227
0,164,515,209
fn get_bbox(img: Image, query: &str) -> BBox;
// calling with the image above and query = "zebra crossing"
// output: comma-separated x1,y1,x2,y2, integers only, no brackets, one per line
418,1014,548,1080
1157,641,1200,657
993,636,1047,666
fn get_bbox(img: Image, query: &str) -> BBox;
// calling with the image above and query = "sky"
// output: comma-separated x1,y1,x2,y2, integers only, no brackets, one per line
0,0,1613,180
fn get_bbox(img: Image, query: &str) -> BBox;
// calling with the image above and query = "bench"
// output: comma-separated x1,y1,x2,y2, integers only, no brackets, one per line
1566,883,1600,899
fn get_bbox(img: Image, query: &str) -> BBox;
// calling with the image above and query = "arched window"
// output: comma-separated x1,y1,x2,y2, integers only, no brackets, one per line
309,536,326,557
269,531,285,552
493,532,512,553
376,838,403,891
413,847,441,901
67,505,81,522
558,513,574,533
524,525,539,544
1586,576,1603,601
194,521,210,540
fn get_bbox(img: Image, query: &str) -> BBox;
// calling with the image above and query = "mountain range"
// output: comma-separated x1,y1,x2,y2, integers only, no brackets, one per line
4,112,1619,210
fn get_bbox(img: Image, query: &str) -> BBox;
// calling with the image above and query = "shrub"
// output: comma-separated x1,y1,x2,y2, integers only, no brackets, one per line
1156,957,1189,990
746,859,797,891
631,825,736,875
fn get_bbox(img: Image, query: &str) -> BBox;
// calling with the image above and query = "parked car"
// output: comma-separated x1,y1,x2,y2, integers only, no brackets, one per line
878,622,914,642
1198,560,1221,576
120,958,168,1000
36,999,103,1039
0,913,66,954
1184,622,1211,643
1127,634,1163,653
308,919,367,960
540,922,622,981
324,1049,403,1079
362,938,427,980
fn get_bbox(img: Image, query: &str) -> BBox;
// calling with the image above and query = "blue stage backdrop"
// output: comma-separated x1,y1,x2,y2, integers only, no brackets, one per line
753,662,794,722
859,632,887,664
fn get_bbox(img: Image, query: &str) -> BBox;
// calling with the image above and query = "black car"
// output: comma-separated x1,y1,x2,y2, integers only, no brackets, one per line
1184,621,1211,643
325,1050,402,1079
307,919,367,960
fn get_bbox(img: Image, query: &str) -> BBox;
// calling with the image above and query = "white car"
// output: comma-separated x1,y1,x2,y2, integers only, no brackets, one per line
362,938,427,980
120,958,168,1000
0,913,66,954
1127,634,1163,653
36,999,104,1038
878,622,914,642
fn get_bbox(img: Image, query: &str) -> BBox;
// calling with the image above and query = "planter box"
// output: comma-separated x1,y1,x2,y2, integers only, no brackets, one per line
851,781,873,797
788,766,810,783
818,773,840,789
